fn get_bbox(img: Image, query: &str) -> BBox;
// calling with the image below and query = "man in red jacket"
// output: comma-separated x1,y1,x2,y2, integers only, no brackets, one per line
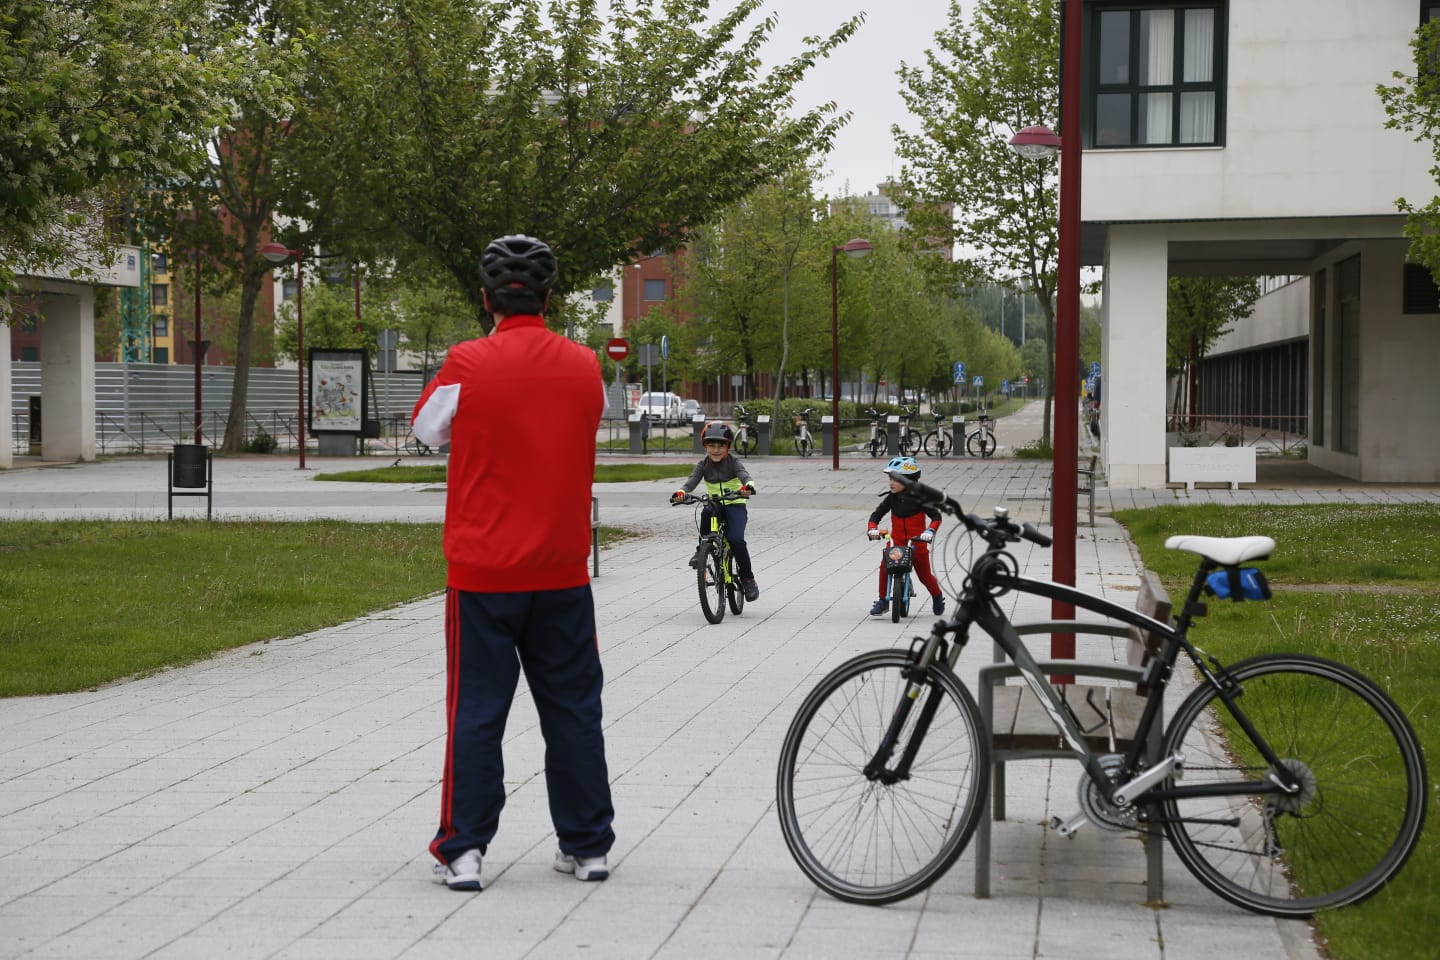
412,235,614,891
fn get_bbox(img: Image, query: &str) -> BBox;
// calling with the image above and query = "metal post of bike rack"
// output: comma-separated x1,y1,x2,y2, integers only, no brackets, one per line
953,416,967,457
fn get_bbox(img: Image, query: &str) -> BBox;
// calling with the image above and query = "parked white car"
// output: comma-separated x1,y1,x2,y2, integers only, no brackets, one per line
635,391,684,424
681,399,702,422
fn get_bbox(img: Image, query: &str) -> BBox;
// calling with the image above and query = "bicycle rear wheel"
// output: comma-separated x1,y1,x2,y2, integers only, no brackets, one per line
776,650,987,904
1161,654,1427,917
697,542,726,624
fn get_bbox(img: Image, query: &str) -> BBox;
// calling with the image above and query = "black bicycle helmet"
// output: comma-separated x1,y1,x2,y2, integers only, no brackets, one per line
480,235,559,294
701,422,735,444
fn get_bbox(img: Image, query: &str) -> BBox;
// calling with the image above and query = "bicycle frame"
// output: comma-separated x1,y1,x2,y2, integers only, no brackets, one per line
872,561,1299,810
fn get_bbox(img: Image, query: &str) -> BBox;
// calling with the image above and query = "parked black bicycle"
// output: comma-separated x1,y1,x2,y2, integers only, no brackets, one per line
966,412,996,458
920,412,952,458
731,404,757,458
673,492,747,624
776,478,1426,917
896,405,923,457
864,407,887,459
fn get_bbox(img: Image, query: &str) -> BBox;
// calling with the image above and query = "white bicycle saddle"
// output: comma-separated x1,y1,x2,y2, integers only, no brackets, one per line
1163,534,1275,566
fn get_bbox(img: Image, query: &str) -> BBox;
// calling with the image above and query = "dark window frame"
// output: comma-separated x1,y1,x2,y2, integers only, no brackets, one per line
1084,1,1227,149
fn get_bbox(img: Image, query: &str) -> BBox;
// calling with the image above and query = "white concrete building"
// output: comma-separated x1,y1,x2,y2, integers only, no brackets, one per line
1086,1,1440,484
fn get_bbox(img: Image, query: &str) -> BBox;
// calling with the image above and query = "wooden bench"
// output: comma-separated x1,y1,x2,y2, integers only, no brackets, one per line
973,570,1172,903
591,495,602,577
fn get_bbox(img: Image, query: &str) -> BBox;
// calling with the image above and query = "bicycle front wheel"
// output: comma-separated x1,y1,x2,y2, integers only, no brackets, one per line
1161,654,1427,917
924,432,951,458
776,650,987,904
726,551,744,615
899,430,922,456
697,543,726,624
737,434,755,458
797,436,812,458
889,573,904,623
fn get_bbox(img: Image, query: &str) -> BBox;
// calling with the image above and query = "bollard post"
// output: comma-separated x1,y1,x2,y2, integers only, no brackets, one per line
885,415,900,457
756,415,772,456
953,416,967,457
820,415,834,457
692,414,707,454
628,413,647,454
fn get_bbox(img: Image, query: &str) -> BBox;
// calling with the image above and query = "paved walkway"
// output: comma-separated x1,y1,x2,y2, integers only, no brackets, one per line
3,422,1436,960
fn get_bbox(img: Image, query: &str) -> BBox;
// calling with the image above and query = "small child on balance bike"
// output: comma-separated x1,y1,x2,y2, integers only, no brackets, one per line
866,456,944,617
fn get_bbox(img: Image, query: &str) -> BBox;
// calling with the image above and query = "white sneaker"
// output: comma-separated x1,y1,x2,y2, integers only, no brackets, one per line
553,849,609,881
432,848,482,891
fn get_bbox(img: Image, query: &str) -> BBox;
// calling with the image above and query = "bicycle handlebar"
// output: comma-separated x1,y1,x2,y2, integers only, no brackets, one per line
672,490,753,505
896,476,1051,550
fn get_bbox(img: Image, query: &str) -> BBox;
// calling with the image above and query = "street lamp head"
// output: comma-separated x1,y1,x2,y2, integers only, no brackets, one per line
1008,124,1062,159
837,238,872,259
260,242,299,264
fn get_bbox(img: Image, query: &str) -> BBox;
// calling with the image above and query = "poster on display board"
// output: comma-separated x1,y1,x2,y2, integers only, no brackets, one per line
308,349,368,434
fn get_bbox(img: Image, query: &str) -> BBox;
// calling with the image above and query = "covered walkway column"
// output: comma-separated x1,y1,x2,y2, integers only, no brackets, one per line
1101,224,1169,487
38,285,96,461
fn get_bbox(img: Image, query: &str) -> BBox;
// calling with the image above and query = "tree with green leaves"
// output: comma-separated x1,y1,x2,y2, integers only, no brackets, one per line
287,0,862,335
138,0,309,453
1379,19,1440,279
1166,277,1260,425
0,0,258,301
893,0,1061,444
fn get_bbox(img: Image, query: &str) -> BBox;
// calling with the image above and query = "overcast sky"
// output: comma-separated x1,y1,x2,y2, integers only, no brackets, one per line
762,1,963,199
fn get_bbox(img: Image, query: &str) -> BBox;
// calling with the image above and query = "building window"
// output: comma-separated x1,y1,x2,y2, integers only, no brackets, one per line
1088,3,1223,148
1402,262,1440,313
152,284,168,307
283,278,298,301
152,252,168,274
592,284,614,302
643,278,666,301
154,347,169,364
154,318,169,337
21,346,38,362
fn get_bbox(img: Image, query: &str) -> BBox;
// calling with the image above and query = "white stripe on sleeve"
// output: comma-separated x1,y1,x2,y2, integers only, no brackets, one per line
413,383,460,446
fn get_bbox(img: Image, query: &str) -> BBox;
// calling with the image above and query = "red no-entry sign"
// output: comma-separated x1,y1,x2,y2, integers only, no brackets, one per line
605,338,629,361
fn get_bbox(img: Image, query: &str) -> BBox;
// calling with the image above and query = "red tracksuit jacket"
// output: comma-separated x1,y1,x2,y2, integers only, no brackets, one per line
411,314,604,592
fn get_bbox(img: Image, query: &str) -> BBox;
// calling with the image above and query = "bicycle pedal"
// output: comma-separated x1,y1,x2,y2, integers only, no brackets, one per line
1050,812,1089,837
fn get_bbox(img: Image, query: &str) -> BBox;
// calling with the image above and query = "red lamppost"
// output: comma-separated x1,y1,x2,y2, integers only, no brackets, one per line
260,242,306,470
831,238,872,470
1008,0,1082,660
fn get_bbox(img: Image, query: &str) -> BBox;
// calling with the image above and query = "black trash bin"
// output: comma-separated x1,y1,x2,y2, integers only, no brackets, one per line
172,444,207,488
169,444,213,519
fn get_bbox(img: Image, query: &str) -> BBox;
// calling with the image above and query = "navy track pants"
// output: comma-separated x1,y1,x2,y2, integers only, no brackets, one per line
431,585,615,864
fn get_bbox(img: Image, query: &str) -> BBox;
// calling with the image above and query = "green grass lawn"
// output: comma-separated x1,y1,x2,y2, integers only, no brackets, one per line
1116,503,1439,960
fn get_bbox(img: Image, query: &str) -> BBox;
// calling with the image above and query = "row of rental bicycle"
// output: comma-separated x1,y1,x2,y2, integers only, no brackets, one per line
727,403,998,459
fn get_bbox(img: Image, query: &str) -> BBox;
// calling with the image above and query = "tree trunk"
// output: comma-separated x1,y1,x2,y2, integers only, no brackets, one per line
221,261,266,453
